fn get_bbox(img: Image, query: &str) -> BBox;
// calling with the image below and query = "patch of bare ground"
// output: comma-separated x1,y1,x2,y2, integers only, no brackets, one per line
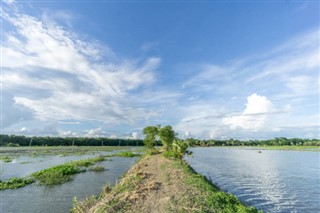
74,153,260,213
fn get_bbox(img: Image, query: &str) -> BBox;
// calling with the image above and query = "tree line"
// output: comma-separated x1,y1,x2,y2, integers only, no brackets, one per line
0,134,318,147
185,137,320,147
0,134,145,147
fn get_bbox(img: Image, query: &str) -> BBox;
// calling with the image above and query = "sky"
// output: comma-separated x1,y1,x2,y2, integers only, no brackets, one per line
1,0,319,140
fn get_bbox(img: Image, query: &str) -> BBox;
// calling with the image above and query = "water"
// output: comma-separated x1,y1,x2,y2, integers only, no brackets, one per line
0,151,138,213
185,147,320,213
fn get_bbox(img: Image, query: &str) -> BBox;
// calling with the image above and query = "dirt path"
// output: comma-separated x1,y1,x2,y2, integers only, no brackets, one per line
74,153,259,213
88,154,202,212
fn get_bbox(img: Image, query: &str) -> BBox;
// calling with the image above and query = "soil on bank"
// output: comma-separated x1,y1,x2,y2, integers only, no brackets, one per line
75,153,259,213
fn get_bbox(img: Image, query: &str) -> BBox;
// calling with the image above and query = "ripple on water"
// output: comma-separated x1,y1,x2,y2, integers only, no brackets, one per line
185,147,320,213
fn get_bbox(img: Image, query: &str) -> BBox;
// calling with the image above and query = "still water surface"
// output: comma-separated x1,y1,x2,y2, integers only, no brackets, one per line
185,147,320,213
1,151,138,213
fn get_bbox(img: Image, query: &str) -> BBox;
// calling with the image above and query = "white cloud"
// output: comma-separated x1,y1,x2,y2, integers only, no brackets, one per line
109,134,117,139
1,9,161,127
175,29,319,139
286,75,318,95
4,0,15,4
223,93,274,131
84,127,104,138
59,130,79,137
245,30,319,84
131,132,141,139
20,127,28,132
174,103,226,136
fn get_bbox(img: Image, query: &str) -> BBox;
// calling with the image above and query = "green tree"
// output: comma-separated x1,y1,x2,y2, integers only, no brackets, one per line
158,126,175,151
172,139,191,162
143,126,159,149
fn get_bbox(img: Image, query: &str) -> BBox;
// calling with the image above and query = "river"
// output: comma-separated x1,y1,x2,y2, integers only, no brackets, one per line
185,147,320,213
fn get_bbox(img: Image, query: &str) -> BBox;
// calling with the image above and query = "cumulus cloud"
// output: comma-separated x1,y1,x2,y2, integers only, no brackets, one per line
84,127,105,138
223,93,275,131
59,130,79,137
176,29,319,139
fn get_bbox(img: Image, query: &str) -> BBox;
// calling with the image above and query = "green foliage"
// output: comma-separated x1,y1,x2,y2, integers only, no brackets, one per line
158,125,175,151
162,150,178,158
31,155,107,185
6,142,19,147
74,155,105,167
105,151,141,157
175,161,261,213
143,126,159,148
145,147,159,155
0,156,13,163
0,134,144,147
31,163,83,185
0,177,35,190
183,137,320,147
71,195,98,213
113,151,141,157
88,166,106,172
172,139,192,161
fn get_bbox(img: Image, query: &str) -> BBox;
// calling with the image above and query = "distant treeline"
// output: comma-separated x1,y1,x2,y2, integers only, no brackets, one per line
0,134,319,147
185,137,320,147
0,135,145,147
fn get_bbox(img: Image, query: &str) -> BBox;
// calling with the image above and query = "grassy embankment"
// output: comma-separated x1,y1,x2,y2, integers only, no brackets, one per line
0,151,140,190
74,153,261,213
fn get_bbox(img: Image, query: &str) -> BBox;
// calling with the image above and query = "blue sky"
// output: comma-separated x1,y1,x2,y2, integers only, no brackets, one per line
1,0,319,139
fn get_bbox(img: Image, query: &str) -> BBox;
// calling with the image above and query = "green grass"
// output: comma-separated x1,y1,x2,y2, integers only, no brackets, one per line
31,163,84,185
174,160,261,213
31,155,106,185
105,151,141,158
145,148,159,155
0,156,106,190
0,177,35,190
88,165,106,172
0,156,13,163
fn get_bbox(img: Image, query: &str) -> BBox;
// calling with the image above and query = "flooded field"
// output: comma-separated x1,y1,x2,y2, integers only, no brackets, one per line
0,146,141,213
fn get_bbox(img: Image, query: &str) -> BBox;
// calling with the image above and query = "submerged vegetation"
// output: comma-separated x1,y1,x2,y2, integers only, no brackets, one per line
0,177,35,190
88,166,106,172
107,151,141,158
0,156,13,163
30,155,106,185
31,163,85,185
1,151,140,190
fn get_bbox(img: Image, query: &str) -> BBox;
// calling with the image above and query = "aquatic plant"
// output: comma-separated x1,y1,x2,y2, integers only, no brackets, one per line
0,156,13,163
0,177,35,190
31,163,84,185
31,155,107,185
105,151,141,158
88,165,106,172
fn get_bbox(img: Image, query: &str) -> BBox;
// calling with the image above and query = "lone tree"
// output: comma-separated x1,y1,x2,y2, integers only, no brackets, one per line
143,126,159,149
158,125,175,151
172,139,191,162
